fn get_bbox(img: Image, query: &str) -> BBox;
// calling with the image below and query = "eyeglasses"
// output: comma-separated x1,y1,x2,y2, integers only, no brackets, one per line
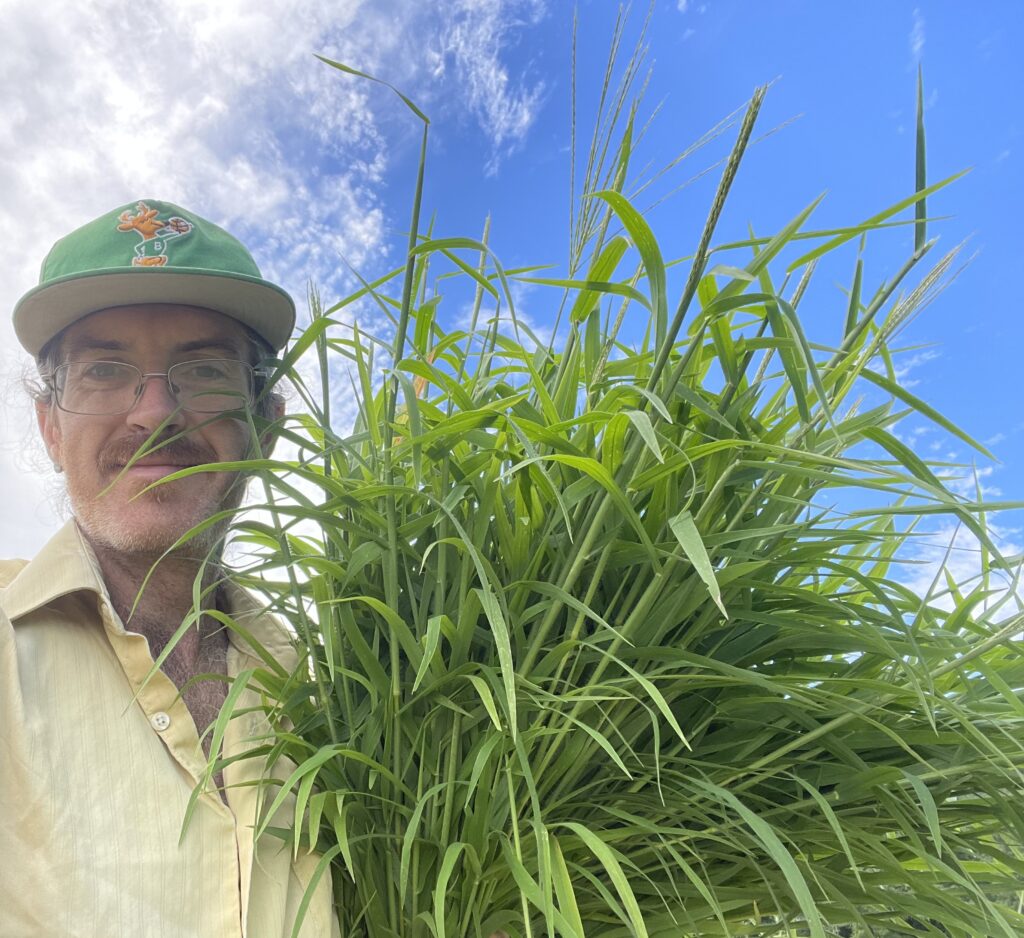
44,359,268,416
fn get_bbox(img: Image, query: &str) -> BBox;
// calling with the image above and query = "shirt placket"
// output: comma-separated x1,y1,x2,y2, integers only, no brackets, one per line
98,598,246,937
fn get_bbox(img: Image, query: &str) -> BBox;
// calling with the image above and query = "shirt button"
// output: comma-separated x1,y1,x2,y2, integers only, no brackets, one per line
151,712,172,731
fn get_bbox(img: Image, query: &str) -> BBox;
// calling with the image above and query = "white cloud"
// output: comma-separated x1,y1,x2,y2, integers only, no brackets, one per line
0,0,548,556
910,8,925,62
893,463,1022,618
943,464,999,500
892,348,940,388
677,0,689,11
895,518,1023,618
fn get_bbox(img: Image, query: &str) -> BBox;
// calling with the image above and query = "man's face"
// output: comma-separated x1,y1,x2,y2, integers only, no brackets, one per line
36,304,265,557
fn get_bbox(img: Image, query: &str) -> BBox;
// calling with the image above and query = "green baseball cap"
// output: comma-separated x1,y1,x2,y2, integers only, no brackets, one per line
13,199,295,355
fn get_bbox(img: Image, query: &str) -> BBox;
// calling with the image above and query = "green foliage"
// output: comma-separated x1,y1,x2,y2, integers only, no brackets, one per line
200,23,1024,938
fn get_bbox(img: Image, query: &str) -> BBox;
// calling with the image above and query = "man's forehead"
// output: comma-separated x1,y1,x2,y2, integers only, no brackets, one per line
60,305,249,356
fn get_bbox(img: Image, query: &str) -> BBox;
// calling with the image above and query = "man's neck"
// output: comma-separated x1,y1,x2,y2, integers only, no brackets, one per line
85,533,227,675
83,529,233,772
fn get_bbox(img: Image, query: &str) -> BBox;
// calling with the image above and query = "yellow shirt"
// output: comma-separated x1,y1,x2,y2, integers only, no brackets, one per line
0,520,341,938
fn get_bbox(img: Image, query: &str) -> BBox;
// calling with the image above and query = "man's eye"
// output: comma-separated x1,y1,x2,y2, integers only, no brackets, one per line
181,362,231,382
82,362,129,381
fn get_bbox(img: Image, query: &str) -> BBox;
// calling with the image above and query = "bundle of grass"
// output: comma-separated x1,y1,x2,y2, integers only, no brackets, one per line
192,21,1024,938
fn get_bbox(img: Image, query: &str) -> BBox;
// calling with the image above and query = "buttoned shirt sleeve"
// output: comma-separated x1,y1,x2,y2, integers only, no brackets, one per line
0,521,342,938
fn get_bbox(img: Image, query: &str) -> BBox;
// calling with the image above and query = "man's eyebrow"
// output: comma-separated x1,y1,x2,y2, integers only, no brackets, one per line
173,338,244,356
64,337,126,356
64,337,244,357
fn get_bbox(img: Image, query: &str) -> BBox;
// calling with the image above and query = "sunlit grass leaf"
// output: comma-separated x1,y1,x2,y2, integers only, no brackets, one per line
669,509,727,617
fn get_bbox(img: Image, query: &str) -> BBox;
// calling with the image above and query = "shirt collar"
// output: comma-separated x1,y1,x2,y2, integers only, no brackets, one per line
2,519,106,621
2,519,296,666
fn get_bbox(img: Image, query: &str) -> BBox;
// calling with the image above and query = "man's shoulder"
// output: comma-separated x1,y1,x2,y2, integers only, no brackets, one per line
0,559,28,590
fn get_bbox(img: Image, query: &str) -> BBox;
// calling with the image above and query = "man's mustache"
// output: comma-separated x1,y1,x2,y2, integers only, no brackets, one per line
100,436,218,473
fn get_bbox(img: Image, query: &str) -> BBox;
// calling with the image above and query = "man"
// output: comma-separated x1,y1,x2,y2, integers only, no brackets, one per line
0,200,340,937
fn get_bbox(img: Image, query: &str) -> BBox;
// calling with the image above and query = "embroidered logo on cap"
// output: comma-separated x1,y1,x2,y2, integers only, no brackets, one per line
117,201,193,267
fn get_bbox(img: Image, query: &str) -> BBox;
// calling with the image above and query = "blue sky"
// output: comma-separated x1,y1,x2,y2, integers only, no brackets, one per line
1,0,1021,591
348,2,1022,470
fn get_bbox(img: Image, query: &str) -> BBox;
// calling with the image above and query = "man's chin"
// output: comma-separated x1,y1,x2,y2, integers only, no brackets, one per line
79,512,228,559
74,490,244,559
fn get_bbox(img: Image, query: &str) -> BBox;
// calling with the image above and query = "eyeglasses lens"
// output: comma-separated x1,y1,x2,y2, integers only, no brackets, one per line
55,360,254,415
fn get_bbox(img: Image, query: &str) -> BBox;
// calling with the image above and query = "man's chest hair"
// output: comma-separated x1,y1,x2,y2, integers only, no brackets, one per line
140,619,230,737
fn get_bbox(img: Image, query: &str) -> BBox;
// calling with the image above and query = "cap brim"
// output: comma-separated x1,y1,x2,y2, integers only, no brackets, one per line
13,267,295,355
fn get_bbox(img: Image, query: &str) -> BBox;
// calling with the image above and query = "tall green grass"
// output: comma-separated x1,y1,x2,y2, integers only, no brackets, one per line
196,22,1024,938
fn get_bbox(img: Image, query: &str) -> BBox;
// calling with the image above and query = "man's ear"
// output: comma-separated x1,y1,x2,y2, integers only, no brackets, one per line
35,401,64,470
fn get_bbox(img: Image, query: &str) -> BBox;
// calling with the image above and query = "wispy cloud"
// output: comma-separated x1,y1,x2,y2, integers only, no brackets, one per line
892,348,940,389
0,0,396,321
895,517,1023,618
943,464,1000,500
432,0,548,174
910,8,925,62
895,468,1022,618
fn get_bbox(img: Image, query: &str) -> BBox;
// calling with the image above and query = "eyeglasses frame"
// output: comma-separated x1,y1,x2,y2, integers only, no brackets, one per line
39,358,274,416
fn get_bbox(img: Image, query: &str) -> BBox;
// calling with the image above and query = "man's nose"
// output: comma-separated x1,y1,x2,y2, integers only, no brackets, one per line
126,374,185,432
